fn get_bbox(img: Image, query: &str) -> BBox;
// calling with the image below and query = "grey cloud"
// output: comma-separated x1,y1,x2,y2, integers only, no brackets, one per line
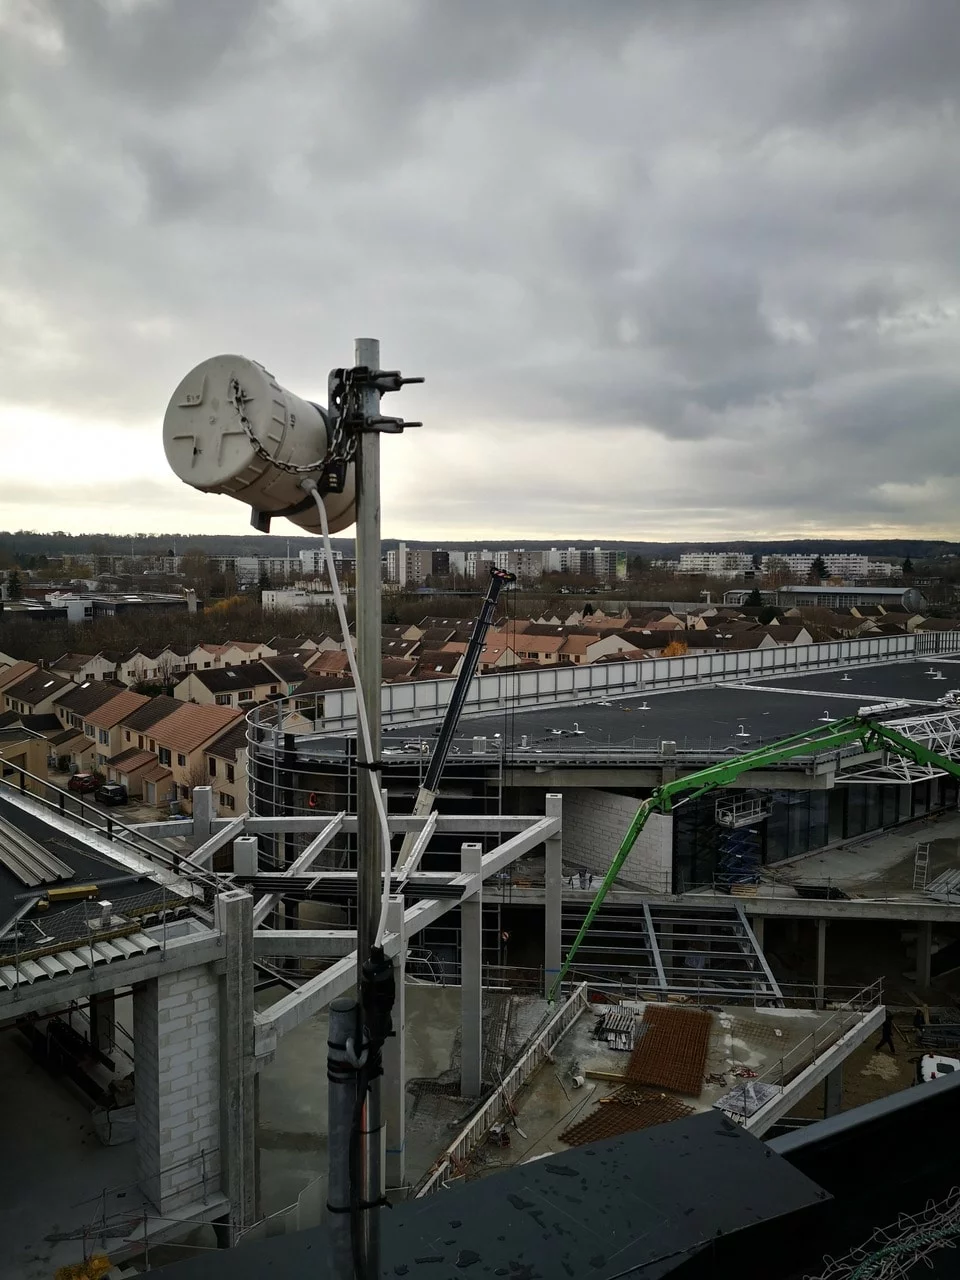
0,0,958,537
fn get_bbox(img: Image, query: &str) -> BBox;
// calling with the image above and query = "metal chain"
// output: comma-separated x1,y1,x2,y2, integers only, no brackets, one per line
226,368,359,476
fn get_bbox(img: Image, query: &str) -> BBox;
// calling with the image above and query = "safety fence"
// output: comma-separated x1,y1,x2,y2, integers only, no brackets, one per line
414,981,590,1196
249,633,921,739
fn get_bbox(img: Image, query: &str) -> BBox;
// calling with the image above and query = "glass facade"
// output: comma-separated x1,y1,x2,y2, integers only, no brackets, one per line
674,776,959,890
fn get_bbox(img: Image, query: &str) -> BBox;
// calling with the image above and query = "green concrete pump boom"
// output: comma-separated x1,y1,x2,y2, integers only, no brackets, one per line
549,713,960,999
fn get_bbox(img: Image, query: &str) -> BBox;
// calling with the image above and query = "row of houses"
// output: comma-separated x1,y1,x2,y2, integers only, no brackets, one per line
0,661,247,815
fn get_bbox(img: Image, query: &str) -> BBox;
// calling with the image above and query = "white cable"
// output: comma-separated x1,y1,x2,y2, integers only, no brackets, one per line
302,479,392,947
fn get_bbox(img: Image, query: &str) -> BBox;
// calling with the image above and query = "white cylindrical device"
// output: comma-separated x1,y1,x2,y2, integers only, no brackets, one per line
162,354,356,533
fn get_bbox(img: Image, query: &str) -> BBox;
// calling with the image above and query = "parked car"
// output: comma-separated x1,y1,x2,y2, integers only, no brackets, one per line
68,772,100,795
97,783,128,806
917,1053,960,1084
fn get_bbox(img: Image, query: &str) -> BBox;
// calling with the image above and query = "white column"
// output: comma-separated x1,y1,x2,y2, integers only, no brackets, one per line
233,836,258,876
460,842,483,1098
544,794,562,998
192,785,214,842
384,895,406,1192
216,889,256,1239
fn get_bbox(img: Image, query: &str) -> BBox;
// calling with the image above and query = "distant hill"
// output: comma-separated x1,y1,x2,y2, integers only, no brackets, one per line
1,531,957,560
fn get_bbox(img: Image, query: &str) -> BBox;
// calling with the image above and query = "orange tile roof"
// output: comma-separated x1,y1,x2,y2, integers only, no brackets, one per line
142,763,172,784
84,689,151,730
150,703,243,754
307,650,351,674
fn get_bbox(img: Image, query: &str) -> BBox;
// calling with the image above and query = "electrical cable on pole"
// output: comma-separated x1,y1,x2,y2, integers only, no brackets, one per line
162,344,423,1280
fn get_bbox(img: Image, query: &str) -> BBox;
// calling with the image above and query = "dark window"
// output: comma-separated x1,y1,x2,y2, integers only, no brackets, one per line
158,747,171,766
177,753,186,767
208,758,217,777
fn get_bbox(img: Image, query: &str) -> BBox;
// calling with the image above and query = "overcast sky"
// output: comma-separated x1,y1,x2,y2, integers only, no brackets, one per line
2,0,958,542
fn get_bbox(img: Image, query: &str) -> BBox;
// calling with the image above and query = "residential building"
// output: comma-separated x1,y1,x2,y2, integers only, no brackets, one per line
678,551,754,578
3,668,72,717
83,689,152,768
261,588,335,611
174,662,283,708
299,547,343,578
203,719,249,817
261,655,310,696
49,652,120,683
148,702,244,811
104,745,158,798
116,695,182,756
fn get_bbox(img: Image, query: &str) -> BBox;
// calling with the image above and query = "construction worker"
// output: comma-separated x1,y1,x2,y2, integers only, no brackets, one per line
876,1011,897,1055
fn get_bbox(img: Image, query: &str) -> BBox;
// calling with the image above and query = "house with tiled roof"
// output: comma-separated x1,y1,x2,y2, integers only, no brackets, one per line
55,679,128,731
3,668,72,717
173,662,283,708
105,746,160,799
50,652,120,683
0,661,37,698
203,720,249,818
148,702,243,812
261,655,311,695
83,689,151,767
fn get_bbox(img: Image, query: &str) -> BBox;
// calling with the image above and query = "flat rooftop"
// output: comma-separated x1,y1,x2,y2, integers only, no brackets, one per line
373,658,956,757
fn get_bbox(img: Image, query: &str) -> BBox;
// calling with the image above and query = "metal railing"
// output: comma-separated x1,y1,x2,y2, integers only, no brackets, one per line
718,978,884,1127
247,633,919,741
414,982,590,1196
0,764,219,890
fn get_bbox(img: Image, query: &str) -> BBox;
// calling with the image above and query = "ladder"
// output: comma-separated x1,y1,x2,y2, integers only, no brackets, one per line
914,843,931,890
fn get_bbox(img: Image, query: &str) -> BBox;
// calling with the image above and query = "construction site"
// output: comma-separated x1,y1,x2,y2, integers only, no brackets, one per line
3,349,960,1279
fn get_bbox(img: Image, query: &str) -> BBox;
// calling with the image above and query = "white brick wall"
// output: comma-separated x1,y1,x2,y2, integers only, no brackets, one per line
562,789,673,891
135,963,221,1212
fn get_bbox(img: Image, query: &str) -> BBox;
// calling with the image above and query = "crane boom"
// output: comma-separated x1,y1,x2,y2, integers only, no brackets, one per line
549,713,960,999
395,567,517,871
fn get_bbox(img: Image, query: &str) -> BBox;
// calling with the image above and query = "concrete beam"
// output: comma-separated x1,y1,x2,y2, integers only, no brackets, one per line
747,1006,885,1136
251,812,345,928
253,929,360,958
0,934,223,1022
255,815,563,1049
240,815,544,835
186,817,246,869
484,884,960,925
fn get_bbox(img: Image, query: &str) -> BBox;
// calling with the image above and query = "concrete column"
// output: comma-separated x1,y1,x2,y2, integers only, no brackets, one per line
192,786,214,842
134,963,220,1213
823,1065,843,1118
816,918,827,1008
917,921,933,989
384,895,406,1192
233,836,258,876
460,842,483,1098
89,990,116,1056
216,889,256,1240
544,793,562,998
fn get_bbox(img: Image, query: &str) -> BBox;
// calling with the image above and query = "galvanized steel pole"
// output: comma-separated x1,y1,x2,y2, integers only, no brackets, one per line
354,337,384,1280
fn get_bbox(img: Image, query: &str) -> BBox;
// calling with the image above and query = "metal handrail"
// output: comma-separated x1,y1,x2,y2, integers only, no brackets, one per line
0,766,218,889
